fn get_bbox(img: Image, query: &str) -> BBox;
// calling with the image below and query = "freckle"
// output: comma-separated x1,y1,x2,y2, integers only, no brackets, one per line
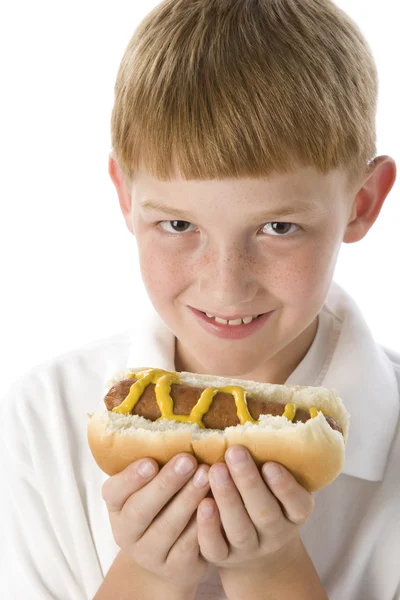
201,255,211,267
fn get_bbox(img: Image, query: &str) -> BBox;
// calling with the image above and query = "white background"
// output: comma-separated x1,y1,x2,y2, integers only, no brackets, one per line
0,1,399,395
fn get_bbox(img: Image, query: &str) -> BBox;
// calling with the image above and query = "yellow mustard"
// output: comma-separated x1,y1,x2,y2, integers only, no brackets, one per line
111,368,322,428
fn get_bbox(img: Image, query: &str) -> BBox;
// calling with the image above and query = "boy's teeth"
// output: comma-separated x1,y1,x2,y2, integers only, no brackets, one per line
205,313,258,325
242,316,254,325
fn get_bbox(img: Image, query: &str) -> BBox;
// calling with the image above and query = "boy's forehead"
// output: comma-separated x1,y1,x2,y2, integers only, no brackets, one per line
131,164,353,206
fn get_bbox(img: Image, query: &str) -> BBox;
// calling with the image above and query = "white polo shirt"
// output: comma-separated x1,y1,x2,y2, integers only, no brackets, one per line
1,281,399,600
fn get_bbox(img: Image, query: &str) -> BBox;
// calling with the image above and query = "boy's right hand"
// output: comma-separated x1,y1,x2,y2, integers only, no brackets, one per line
101,453,211,594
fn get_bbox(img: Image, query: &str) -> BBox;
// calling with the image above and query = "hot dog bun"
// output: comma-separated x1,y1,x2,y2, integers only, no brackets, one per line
87,367,350,492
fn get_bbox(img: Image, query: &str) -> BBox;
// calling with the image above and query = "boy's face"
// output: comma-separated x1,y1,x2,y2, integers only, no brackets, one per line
118,164,356,383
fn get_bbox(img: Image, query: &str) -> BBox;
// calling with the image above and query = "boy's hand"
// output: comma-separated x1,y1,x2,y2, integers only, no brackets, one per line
197,445,314,571
101,453,211,594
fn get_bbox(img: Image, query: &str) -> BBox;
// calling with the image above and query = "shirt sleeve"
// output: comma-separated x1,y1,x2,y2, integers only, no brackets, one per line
0,443,83,598
0,376,101,600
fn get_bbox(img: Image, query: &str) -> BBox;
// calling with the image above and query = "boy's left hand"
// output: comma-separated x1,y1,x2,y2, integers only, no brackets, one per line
197,445,314,570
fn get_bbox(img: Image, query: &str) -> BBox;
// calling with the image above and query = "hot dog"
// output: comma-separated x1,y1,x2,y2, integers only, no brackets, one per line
87,367,351,492
104,378,344,434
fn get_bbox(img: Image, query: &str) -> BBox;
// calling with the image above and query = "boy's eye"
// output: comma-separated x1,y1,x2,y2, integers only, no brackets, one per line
158,220,299,236
159,220,196,234
262,222,299,236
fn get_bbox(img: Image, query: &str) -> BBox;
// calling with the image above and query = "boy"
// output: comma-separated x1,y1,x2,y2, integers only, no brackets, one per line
1,0,399,598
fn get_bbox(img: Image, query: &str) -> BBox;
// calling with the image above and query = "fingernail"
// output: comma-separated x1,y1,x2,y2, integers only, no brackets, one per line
211,465,230,486
174,456,195,475
199,502,215,519
137,460,156,478
193,467,209,488
226,446,248,465
263,463,283,483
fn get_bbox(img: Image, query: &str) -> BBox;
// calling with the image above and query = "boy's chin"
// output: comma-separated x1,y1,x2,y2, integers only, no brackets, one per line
178,347,270,380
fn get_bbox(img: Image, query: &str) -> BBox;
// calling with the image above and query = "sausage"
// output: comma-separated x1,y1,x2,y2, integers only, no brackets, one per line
104,378,343,435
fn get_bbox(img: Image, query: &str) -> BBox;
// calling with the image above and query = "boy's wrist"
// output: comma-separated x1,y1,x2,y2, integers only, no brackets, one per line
120,550,199,600
94,550,199,600
155,574,198,600
155,583,197,600
219,538,328,600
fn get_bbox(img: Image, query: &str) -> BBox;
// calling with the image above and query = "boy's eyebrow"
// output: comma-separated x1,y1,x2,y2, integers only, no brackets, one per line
140,198,319,219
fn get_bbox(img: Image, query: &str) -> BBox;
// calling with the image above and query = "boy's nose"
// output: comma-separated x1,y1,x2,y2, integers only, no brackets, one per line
196,243,262,304
198,268,259,309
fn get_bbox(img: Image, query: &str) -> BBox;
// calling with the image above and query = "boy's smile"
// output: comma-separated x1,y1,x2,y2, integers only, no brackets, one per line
188,306,275,340
109,156,394,384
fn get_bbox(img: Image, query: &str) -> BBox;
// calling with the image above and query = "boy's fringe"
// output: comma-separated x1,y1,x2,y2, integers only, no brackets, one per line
111,0,377,187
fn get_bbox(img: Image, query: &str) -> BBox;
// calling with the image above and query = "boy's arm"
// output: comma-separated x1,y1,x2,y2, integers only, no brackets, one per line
219,538,328,600
93,550,198,600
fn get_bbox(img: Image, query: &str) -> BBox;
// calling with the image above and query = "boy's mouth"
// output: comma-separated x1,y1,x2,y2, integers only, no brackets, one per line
188,306,275,340
190,305,269,324
197,311,264,326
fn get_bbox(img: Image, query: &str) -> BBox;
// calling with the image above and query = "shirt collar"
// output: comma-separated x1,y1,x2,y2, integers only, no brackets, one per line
126,281,399,482
310,281,399,482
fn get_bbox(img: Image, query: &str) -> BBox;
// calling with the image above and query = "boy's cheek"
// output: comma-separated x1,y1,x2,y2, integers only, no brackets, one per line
259,253,329,307
283,238,341,300
138,245,190,298
136,232,337,309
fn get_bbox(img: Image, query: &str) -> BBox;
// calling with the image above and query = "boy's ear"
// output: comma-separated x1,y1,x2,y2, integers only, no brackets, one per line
343,155,396,243
108,153,135,235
